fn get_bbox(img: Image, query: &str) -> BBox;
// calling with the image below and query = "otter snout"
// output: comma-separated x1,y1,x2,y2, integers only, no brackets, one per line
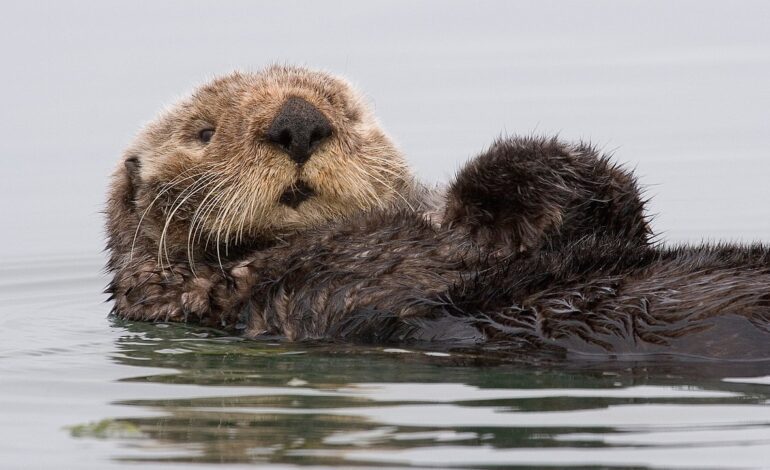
266,97,333,165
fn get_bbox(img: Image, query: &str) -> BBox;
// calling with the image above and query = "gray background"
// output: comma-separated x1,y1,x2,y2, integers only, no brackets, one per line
1,0,769,258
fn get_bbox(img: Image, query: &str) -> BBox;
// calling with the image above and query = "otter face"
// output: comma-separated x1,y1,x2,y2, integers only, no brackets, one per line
112,66,412,265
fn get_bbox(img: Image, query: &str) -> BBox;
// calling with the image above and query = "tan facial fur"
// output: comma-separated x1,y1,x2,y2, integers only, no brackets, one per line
108,66,414,268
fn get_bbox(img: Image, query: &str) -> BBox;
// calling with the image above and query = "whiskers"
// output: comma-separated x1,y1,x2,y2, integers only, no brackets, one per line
132,159,255,276
191,160,279,273
156,170,217,271
134,148,413,276
351,153,414,211
129,166,206,264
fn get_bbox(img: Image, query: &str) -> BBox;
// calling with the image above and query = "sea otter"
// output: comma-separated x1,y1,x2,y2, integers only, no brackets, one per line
106,66,770,361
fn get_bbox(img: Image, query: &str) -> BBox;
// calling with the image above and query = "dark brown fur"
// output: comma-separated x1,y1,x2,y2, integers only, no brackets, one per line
106,69,770,361
443,137,651,255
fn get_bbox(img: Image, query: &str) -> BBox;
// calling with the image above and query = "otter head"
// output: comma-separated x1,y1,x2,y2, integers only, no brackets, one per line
107,66,413,267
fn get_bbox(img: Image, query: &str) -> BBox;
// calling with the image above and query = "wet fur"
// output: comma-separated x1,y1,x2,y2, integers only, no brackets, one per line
106,69,770,361
443,137,651,255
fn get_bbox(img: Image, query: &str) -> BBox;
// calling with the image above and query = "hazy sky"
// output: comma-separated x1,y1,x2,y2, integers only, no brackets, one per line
1,0,769,257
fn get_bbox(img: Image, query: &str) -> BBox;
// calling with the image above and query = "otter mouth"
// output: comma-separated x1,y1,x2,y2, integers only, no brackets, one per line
279,180,315,208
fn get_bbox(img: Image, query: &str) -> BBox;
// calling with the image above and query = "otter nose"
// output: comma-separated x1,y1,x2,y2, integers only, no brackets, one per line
266,97,333,165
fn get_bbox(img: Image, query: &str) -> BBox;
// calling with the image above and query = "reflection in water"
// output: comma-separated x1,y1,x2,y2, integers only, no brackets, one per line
2,255,770,468
81,319,770,467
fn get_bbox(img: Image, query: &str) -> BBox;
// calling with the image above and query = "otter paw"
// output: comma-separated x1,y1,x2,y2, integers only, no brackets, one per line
112,261,219,323
443,137,578,254
179,277,214,321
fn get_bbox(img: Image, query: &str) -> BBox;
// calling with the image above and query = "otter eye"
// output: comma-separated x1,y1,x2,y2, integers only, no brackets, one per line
199,128,215,143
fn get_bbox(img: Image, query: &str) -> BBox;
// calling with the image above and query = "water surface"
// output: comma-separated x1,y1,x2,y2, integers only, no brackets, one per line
2,256,770,469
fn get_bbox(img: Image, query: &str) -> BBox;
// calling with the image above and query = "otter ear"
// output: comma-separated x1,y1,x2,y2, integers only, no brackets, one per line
123,155,142,205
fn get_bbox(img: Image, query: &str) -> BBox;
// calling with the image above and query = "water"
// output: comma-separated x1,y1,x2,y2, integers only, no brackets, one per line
3,265,770,469
2,1,770,468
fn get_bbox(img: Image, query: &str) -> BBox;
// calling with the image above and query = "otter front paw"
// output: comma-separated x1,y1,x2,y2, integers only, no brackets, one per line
443,137,579,254
179,277,216,320
110,261,216,324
